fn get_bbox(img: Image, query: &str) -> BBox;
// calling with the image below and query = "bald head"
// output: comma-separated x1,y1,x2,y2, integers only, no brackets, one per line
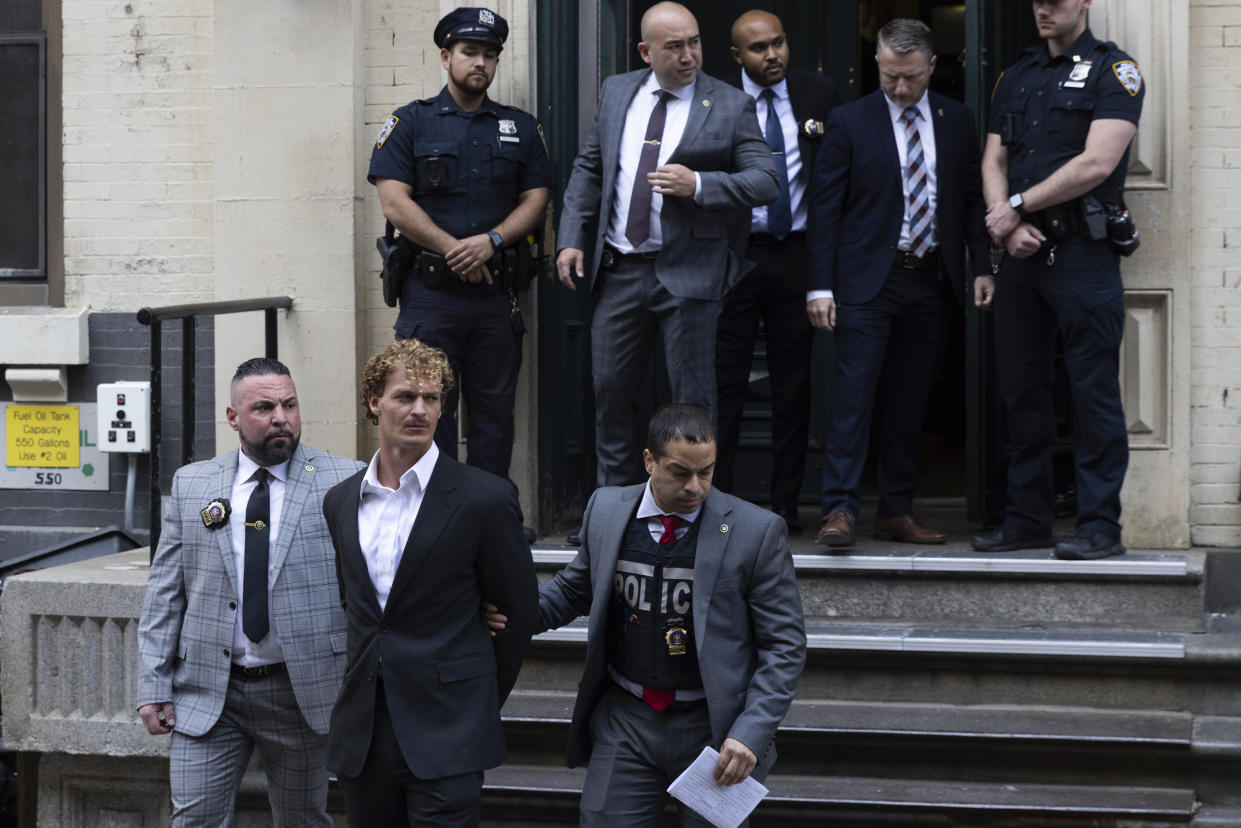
730,9,789,87
640,2,696,42
730,9,780,47
638,1,702,89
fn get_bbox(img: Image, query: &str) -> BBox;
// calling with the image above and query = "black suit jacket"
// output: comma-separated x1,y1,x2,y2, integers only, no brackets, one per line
725,67,842,185
807,89,989,305
323,453,538,779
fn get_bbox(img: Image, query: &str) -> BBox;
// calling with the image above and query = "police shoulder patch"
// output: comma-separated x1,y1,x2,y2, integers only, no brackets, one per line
376,115,399,149
1112,60,1142,97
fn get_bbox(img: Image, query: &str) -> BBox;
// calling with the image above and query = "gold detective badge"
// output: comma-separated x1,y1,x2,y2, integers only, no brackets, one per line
200,498,231,529
665,626,688,656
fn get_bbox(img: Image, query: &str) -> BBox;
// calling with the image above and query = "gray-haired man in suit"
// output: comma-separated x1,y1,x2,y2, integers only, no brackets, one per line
489,404,805,825
556,1,779,488
138,357,363,826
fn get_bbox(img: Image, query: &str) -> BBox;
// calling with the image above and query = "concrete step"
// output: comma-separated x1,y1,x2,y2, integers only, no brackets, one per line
502,689,1194,748
520,625,1241,714
481,764,1197,826
499,690,1210,789
530,547,1208,631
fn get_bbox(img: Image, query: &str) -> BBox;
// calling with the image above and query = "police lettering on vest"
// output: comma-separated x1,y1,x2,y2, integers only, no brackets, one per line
607,516,703,691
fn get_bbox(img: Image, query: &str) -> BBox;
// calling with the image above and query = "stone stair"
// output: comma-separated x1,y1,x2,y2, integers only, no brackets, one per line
480,542,1241,826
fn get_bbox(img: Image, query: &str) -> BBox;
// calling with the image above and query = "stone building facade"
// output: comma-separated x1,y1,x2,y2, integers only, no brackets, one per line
0,0,1238,551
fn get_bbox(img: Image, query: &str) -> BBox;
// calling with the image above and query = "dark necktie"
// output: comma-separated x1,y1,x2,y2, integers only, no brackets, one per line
243,468,270,643
658,514,682,545
761,88,793,239
902,106,934,257
625,90,674,248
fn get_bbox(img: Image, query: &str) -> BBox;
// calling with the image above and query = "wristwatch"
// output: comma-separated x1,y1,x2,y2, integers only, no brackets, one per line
1008,192,1028,218
487,230,504,250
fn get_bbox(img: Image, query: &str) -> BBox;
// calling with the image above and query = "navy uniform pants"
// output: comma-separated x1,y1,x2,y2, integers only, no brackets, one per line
993,236,1128,539
396,275,522,480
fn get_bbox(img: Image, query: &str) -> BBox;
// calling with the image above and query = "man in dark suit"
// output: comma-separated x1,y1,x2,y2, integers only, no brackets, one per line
556,1,779,489
322,338,538,826
716,9,841,535
488,404,805,826
807,18,991,548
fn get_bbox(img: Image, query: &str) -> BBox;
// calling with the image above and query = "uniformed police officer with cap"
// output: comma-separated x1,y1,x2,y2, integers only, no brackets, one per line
369,6,552,487
973,0,1143,560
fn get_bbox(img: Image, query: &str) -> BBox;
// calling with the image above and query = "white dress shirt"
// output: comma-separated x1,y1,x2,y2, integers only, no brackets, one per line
885,91,939,252
633,480,703,543
230,450,289,666
605,73,702,254
806,90,939,305
741,73,806,234
356,442,439,612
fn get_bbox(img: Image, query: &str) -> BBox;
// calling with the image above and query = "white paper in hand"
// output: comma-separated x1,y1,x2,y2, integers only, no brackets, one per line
666,746,769,828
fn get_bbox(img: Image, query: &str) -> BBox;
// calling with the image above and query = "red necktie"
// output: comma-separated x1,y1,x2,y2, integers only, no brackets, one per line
642,686,676,712
658,514,682,545
646,514,683,711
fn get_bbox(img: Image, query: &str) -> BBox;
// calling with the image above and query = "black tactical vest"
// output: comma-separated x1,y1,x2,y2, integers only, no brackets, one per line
606,513,703,690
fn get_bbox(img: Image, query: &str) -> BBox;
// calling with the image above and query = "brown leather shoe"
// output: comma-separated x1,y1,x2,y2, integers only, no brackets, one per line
874,514,947,544
815,509,856,548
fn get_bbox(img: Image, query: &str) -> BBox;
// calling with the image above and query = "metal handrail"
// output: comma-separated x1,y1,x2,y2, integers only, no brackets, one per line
137,296,293,551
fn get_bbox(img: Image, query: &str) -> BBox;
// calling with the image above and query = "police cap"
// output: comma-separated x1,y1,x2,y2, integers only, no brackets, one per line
434,7,508,51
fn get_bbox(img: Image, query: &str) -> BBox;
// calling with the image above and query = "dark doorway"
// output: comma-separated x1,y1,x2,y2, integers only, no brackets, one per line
533,0,1060,533
620,0,979,526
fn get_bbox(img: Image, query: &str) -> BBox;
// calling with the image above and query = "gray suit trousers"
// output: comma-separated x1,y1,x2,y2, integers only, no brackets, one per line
580,686,728,828
169,671,331,828
591,255,720,486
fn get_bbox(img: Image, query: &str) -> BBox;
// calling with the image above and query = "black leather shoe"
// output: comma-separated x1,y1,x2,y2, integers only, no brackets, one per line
970,524,1055,552
1054,528,1125,560
774,505,802,536
566,526,582,546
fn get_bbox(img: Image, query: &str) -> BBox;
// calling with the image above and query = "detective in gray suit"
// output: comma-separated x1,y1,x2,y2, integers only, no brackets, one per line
492,404,805,825
138,358,363,826
556,1,780,487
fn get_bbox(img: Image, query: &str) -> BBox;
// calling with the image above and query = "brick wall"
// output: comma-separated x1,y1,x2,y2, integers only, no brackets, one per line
60,0,213,311
1189,0,1241,546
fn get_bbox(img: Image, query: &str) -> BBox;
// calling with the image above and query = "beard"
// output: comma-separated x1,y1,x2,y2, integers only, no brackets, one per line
241,430,299,466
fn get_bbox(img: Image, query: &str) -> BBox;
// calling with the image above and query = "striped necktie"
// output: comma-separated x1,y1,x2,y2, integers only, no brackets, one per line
901,106,934,257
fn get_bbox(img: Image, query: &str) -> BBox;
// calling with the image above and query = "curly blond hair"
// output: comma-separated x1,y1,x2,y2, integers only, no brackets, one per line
359,338,455,424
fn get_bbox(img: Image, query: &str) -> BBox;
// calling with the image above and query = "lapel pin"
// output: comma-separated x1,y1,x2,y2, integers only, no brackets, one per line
702,99,710,107
720,524,729,533
200,498,231,529
304,463,315,472
937,107,944,117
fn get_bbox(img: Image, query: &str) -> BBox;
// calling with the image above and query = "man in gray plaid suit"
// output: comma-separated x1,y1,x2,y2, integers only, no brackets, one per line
138,357,364,826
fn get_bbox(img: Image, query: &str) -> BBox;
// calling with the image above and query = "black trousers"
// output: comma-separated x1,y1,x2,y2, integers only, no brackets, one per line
820,266,948,518
993,237,1128,538
715,235,813,509
396,276,522,480
337,683,484,827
